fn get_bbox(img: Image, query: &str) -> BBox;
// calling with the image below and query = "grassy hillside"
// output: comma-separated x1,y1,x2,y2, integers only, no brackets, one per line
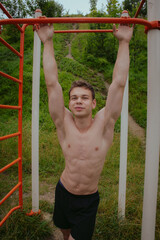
71,24,147,128
0,22,159,240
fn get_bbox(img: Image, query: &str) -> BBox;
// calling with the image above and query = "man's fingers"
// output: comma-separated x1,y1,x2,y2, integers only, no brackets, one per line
33,14,54,33
33,24,40,31
37,16,48,28
113,24,116,34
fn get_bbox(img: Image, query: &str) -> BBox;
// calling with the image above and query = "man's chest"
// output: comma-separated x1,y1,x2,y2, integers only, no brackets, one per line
62,129,109,160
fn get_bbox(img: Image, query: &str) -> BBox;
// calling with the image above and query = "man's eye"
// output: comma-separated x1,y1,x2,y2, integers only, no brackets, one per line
83,97,88,99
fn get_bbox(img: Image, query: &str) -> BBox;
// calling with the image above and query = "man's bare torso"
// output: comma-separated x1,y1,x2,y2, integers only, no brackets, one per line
58,108,114,195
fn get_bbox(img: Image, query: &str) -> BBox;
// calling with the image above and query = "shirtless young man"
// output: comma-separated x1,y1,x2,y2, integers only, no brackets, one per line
36,19,133,240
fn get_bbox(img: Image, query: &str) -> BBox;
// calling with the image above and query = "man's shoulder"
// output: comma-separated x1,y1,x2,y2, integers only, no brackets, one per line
94,108,105,121
64,107,73,119
63,108,75,127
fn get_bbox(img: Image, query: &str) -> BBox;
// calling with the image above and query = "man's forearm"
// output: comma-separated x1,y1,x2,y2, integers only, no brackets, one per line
43,40,58,88
112,41,130,87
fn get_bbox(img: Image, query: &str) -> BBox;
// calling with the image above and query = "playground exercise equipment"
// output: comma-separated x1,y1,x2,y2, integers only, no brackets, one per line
0,6,24,227
0,1,160,240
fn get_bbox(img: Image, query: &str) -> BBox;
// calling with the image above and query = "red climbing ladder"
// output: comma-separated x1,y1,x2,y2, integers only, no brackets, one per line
0,2,25,226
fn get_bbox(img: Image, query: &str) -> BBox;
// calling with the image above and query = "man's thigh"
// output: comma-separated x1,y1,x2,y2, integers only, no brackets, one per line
61,229,71,240
69,234,75,240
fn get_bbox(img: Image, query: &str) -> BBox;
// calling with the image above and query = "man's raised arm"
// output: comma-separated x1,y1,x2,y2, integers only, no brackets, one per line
104,23,133,128
36,22,65,129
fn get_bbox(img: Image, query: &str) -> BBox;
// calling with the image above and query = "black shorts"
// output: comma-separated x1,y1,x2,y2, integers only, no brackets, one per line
53,180,99,240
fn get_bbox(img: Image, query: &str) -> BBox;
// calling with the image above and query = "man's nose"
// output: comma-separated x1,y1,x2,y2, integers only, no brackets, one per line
76,97,82,103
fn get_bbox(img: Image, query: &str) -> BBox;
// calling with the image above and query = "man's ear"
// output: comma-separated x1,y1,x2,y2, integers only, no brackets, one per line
92,99,96,109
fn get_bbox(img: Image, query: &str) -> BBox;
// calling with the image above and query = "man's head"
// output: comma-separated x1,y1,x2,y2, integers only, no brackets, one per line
69,80,95,100
69,80,96,118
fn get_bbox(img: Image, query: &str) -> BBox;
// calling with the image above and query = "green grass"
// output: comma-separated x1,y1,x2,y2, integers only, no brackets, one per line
0,210,53,240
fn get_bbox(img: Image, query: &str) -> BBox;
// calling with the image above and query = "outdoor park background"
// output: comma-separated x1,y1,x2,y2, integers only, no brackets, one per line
0,0,159,239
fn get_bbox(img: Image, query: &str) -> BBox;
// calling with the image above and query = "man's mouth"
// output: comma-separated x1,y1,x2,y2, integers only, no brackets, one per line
75,107,84,110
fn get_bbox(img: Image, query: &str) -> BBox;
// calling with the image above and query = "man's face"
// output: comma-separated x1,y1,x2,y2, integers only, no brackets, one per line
69,87,96,118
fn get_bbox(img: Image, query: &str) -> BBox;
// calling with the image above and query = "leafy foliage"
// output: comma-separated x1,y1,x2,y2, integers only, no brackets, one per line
1,0,28,18
122,0,147,17
90,0,98,12
26,0,64,17
107,0,121,17
1,0,64,18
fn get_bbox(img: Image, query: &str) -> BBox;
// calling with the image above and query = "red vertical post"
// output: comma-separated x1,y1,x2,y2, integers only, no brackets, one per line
18,27,25,208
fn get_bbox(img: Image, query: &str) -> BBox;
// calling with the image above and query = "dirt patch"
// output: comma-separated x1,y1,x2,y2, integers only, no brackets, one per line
66,42,74,59
40,182,55,204
128,115,145,144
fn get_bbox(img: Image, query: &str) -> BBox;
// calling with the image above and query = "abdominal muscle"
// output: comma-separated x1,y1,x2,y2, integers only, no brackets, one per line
60,156,105,195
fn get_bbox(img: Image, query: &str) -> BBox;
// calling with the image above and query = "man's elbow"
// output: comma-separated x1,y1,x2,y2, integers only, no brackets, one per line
114,76,127,88
112,108,122,123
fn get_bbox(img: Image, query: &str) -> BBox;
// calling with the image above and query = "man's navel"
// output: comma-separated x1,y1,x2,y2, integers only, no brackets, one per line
95,147,99,151
68,144,71,148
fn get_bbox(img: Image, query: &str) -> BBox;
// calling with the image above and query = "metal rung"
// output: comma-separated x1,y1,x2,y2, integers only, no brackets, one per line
0,158,21,173
0,205,21,227
0,71,22,83
0,105,21,110
0,182,22,205
0,132,20,141
0,37,22,58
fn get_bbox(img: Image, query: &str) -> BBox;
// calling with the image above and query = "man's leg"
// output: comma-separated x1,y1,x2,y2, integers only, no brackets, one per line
61,229,71,240
69,234,75,240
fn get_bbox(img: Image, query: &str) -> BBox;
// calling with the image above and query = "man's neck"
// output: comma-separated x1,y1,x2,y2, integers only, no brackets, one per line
74,115,93,133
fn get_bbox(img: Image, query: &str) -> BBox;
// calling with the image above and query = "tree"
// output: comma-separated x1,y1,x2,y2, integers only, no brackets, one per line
122,0,147,17
106,0,121,17
26,0,64,17
90,0,98,12
1,0,28,18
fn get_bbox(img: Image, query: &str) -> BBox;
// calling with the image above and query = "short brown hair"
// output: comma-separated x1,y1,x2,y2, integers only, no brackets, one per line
69,80,95,100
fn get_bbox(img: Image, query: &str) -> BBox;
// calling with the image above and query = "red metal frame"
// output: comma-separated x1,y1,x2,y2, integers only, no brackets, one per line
54,29,113,33
0,16,157,29
0,4,25,227
0,16,159,34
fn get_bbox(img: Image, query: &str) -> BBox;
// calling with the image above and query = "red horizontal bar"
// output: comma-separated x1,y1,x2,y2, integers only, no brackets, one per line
0,71,21,83
0,37,22,58
0,105,21,110
0,205,21,227
0,132,20,141
0,158,21,173
0,182,22,205
54,29,113,33
0,3,23,33
0,17,153,28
